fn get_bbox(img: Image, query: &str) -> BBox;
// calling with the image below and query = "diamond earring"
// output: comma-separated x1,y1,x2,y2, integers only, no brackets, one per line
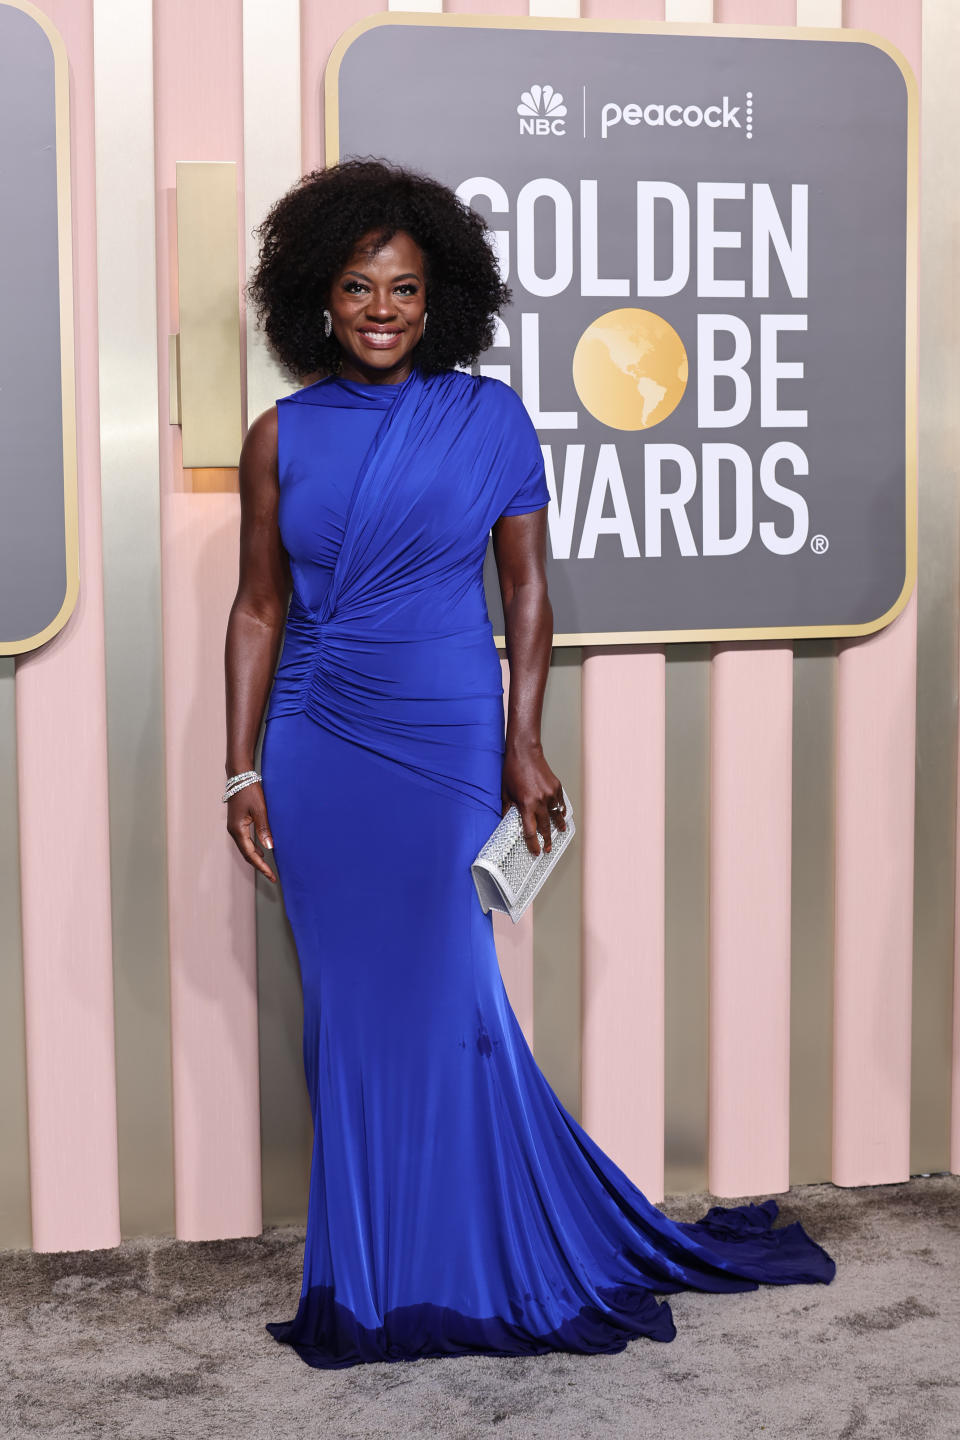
322,308,332,338
422,311,428,335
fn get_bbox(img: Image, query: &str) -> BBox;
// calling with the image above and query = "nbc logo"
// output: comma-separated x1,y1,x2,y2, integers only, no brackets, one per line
518,84,567,136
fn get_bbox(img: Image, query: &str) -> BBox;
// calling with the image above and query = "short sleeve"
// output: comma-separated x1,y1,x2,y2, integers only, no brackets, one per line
495,384,551,517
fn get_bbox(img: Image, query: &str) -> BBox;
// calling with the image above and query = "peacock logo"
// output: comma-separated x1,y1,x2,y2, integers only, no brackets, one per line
518,85,567,137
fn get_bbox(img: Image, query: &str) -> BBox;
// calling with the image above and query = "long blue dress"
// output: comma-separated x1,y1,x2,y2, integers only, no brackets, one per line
259,365,836,1369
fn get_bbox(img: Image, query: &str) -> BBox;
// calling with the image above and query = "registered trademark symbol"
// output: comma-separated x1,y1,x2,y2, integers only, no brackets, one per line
811,534,829,555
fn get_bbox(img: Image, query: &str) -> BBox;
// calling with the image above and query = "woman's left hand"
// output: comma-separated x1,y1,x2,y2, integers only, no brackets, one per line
501,740,567,856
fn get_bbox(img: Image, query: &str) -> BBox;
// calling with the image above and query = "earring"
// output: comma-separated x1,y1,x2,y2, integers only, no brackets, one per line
322,308,332,338
422,311,428,335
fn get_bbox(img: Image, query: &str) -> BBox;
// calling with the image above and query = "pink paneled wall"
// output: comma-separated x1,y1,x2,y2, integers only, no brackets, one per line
6,0,946,1257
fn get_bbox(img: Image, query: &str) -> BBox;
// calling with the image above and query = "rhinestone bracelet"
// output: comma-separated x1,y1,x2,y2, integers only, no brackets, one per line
222,770,262,803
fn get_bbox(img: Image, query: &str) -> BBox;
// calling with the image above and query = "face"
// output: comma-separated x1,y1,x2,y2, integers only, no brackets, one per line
327,229,427,384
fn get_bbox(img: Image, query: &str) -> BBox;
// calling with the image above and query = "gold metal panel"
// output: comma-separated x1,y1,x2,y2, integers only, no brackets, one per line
93,0,174,1236
532,652,583,1120
168,333,181,426
663,646,711,1195
910,0,959,1176
0,659,31,1248
175,162,243,468
789,640,836,1185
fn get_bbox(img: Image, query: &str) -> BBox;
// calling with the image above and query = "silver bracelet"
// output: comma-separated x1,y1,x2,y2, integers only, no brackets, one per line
222,770,262,803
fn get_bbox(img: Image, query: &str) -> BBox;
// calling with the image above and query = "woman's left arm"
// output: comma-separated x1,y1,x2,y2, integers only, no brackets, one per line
491,507,567,855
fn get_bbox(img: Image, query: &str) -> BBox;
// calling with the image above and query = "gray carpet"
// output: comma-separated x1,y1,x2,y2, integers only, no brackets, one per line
2,1176,958,1440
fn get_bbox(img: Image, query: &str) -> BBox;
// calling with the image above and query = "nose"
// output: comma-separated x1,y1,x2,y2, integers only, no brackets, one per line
366,289,397,319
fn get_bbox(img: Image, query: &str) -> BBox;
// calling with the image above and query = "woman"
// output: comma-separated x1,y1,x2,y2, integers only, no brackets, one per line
226,158,836,1370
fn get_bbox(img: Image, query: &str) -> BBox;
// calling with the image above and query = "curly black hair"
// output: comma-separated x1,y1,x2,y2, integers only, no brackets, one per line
246,157,511,380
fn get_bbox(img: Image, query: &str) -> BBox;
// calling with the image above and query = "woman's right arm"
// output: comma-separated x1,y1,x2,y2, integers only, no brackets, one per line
224,405,291,883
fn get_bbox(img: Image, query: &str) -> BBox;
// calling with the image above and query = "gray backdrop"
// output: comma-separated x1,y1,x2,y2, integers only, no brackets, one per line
335,22,912,640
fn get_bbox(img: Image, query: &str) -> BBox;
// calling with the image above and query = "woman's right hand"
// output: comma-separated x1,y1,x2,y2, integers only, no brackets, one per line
226,783,277,882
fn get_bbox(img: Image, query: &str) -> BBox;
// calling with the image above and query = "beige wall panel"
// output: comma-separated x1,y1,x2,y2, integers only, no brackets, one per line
256,872,312,1227
529,1,582,16
533,651,583,1121
789,641,836,1185
912,0,959,1176
242,0,310,1229
663,646,710,1195
664,0,713,18
795,0,842,24
92,0,175,1236
242,0,301,426
0,660,30,1248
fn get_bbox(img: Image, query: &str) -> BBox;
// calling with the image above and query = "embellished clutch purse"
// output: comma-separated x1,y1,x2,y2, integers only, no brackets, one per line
470,786,575,924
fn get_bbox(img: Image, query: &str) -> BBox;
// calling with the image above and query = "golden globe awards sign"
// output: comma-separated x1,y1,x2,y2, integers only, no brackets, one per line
327,18,917,645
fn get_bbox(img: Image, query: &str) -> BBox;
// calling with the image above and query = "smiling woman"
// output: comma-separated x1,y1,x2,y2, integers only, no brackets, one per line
226,157,836,1371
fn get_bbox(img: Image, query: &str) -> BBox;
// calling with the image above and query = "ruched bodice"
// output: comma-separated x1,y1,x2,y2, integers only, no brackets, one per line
264,367,552,813
273,373,406,615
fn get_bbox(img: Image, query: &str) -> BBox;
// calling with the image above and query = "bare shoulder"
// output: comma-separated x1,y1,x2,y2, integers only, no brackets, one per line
239,405,280,509
241,405,279,470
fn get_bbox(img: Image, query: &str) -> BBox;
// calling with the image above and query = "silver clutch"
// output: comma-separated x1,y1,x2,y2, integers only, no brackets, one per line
470,786,575,923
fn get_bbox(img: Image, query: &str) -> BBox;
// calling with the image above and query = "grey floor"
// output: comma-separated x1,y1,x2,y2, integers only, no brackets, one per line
2,1175,958,1440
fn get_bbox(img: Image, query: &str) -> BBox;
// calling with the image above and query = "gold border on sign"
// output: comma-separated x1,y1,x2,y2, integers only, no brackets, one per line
0,1,79,656
324,15,919,648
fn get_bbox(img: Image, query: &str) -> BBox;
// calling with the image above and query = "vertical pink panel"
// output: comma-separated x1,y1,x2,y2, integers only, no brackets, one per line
833,598,917,1184
301,0,386,173
708,647,793,1197
844,0,921,68
154,0,261,1238
162,496,262,1238
575,0,666,1199
954,623,960,1172
831,0,920,1188
581,650,666,1199
704,0,795,1200
16,0,121,1252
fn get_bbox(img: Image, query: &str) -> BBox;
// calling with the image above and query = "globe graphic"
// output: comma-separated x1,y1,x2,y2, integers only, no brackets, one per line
572,307,688,431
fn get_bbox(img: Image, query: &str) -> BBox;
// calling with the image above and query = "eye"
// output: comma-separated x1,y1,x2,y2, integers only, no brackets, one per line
395,283,418,295
343,279,368,293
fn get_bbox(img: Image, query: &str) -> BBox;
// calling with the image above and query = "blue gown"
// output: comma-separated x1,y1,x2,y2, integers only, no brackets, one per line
260,366,836,1369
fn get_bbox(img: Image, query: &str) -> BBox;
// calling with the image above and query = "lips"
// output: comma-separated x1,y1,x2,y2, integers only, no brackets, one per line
357,328,403,349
